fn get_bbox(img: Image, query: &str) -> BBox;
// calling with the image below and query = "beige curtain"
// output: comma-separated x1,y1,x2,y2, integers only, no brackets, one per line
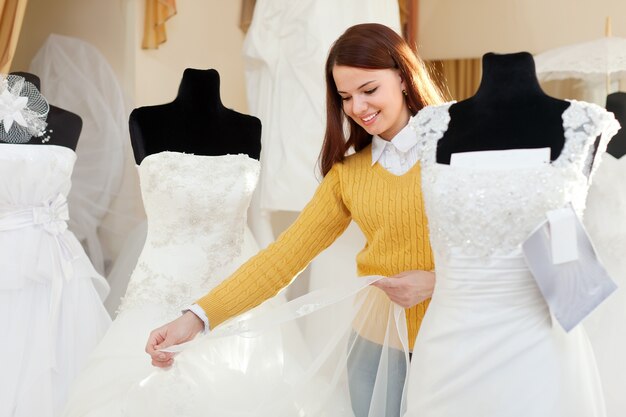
0,0,28,73
428,58,482,101
239,0,256,34
141,0,176,50
398,0,409,40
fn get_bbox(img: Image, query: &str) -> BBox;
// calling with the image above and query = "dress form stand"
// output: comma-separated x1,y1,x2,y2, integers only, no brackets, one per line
8,71,81,150
437,52,570,164
129,68,261,162
129,68,273,247
605,92,626,159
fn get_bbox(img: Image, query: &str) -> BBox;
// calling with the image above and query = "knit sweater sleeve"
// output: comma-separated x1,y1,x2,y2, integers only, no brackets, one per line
196,163,351,328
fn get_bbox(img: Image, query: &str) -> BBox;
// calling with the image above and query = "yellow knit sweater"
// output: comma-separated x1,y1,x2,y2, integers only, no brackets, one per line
197,145,434,349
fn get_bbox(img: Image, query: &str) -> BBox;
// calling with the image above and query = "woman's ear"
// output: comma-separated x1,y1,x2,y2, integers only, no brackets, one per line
397,70,406,91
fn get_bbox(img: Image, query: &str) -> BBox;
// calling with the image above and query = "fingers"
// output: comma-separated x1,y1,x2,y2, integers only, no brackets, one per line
371,277,396,289
151,356,174,368
146,324,177,367
145,328,166,356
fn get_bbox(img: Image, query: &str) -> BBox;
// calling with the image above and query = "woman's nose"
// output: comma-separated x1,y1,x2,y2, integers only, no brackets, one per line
351,95,367,115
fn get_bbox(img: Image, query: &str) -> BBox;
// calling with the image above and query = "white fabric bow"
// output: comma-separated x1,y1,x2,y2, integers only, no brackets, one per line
32,193,70,235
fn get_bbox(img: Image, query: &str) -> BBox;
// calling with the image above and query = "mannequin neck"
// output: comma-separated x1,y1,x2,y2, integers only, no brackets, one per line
174,68,224,111
606,92,626,158
474,52,546,102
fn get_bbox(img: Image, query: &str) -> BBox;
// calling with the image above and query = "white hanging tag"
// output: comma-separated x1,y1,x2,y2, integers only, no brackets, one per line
546,208,578,264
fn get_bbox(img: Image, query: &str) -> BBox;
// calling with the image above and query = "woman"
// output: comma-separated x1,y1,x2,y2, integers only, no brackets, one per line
147,23,444,416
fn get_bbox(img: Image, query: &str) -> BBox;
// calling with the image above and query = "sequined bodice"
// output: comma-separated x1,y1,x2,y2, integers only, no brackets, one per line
411,100,619,260
119,152,260,314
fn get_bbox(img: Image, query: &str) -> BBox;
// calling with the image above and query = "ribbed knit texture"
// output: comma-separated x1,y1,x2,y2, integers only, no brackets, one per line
197,145,434,349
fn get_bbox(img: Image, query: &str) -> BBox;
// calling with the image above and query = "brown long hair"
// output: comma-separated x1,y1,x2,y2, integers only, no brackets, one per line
319,23,444,176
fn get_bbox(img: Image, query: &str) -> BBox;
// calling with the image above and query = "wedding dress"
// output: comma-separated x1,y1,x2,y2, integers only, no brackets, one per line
404,100,619,417
64,151,410,417
583,153,626,417
0,144,111,417
62,152,263,416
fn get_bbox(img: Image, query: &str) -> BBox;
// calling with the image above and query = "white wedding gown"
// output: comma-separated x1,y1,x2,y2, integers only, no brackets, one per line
62,152,262,416
583,153,626,417
404,100,619,417
0,144,111,417
64,152,411,417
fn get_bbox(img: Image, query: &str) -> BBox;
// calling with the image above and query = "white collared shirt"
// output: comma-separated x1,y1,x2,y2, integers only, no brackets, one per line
371,122,420,175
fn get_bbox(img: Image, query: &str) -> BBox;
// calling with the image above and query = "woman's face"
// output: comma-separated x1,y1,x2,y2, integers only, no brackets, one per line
333,65,410,141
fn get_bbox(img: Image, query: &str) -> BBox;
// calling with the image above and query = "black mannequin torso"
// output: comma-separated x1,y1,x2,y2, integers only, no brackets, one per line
605,92,626,159
7,71,81,150
436,52,571,164
128,68,261,164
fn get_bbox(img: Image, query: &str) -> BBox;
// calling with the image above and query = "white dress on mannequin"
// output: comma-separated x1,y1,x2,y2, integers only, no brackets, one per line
63,153,412,417
0,144,111,417
62,152,263,416
404,100,618,417
583,153,626,417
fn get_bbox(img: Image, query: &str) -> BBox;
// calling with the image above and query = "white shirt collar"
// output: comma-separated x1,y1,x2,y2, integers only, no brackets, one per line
371,123,417,166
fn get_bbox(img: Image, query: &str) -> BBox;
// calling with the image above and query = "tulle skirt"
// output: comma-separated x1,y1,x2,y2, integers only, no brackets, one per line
64,276,410,417
0,265,111,417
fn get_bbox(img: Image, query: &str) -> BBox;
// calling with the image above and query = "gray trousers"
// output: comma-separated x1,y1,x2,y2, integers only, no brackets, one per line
347,335,409,417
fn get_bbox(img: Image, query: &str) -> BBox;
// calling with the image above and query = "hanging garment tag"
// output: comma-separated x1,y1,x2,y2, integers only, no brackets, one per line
522,205,617,332
546,208,578,264
450,147,550,169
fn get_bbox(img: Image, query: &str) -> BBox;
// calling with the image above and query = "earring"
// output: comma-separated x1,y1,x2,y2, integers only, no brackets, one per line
402,90,408,96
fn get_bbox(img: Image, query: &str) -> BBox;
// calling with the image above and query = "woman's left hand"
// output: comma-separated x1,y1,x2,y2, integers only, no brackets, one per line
370,270,435,308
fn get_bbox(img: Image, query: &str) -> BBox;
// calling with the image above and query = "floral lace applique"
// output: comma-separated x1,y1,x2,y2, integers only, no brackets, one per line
118,152,259,315
409,100,619,259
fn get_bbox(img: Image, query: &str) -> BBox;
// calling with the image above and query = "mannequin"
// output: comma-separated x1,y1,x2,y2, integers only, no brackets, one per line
605,92,626,159
7,71,82,150
436,52,572,164
128,68,261,164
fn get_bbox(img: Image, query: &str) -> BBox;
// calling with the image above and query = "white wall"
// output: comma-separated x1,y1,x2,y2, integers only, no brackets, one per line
419,0,626,59
133,0,248,111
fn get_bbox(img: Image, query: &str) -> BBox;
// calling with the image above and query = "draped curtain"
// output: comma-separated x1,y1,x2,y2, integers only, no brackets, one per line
428,58,482,101
141,0,176,49
0,0,28,73
240,0,256,34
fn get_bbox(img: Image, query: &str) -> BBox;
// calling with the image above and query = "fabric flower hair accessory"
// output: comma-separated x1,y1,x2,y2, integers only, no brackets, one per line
0,74,49,144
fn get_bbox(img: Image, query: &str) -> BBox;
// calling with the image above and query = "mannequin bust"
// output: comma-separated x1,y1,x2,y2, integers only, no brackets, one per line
128,68,261,164
5,71,82,150
436,52,571,164
605,92,626,159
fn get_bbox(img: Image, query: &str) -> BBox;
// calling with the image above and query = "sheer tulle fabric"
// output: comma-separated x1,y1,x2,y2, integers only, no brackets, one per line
124,276,409,417
583,154,626,417
30,33,141,275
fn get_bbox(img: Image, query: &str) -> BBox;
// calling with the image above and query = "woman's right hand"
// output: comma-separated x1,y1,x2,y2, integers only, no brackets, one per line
145,311,205,368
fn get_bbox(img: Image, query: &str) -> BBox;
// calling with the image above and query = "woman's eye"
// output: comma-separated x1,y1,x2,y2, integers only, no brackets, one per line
364,87,378,95
341,96,351,101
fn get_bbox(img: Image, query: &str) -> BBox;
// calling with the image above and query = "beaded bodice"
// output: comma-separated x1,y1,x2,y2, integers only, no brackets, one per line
410,100,619,260
119,152,259,314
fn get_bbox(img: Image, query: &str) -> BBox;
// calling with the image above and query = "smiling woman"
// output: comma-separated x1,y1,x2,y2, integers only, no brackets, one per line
320,23,443,175
334,66,410,140
139,23,444,417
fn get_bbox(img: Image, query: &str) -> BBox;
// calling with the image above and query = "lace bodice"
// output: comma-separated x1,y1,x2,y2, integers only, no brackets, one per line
119,152,260,314
410,100,619,259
